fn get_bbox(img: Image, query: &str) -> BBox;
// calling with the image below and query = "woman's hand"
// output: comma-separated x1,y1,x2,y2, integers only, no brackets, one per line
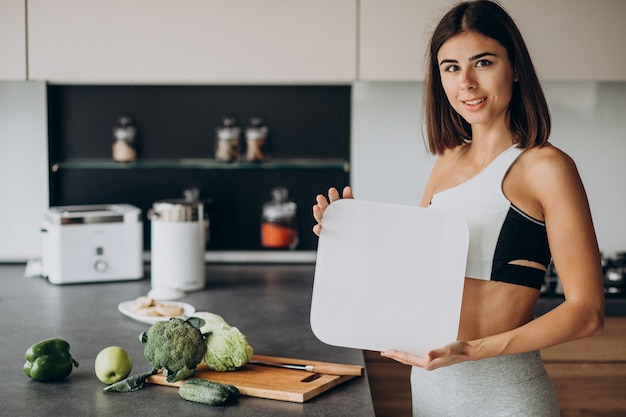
312,186,353,236
381,340,472,371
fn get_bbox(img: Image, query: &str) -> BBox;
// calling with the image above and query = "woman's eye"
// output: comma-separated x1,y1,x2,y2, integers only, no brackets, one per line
476,59,492,68
443,64,459,73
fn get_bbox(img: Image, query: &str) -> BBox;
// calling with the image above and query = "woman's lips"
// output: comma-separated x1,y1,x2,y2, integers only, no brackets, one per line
461,97,487,111
462,97,486,106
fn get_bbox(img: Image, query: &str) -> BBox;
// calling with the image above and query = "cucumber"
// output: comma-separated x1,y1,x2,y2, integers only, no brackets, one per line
179,378,240,406
185,378,240,400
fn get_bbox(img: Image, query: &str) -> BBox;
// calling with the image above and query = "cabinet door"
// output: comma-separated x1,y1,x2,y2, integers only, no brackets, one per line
359,0,626,81
359,0,447,81
506,0,626,81
0,0,27,80
0,82,48,261
27,0,356,83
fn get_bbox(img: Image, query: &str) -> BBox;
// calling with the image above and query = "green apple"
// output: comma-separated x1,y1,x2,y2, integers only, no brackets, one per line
94,346,132,384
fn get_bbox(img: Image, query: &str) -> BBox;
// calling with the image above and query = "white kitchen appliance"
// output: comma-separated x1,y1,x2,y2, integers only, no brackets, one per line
41,204,143,284
149,197,206,300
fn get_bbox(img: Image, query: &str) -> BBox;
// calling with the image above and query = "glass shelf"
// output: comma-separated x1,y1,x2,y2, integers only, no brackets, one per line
51,158,350,172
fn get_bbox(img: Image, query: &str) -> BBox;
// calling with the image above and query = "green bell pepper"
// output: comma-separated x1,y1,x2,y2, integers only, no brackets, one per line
24,338,79,382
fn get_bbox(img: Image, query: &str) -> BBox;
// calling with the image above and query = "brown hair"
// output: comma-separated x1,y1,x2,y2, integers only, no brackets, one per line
424,0,550,155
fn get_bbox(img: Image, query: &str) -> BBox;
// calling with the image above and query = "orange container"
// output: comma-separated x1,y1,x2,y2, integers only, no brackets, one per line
261,222,296,248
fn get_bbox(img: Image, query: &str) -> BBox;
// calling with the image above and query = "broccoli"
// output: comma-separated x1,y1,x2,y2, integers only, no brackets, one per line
140,317,207,383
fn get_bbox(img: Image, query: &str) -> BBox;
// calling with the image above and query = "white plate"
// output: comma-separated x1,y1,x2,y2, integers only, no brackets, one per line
117,300,196,324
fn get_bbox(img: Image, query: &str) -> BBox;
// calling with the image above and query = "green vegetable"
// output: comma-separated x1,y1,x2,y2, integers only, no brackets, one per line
103,369,157,393
179,378,240,405
203,327,253,372
189,312,231,335
185,377,240,399
140,317,206,383
189,312,253,372
23,338,79,382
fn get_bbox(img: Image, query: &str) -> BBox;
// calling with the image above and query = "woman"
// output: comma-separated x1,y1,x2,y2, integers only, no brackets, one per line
312,1,604,415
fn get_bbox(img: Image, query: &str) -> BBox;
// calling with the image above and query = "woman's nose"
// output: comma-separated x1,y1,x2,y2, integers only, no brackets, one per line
460,70,477,90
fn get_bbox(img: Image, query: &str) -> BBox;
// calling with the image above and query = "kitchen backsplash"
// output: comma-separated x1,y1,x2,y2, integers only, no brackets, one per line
1,80,625,260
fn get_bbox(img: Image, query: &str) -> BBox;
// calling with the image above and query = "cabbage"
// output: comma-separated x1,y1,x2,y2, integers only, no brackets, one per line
189,311,253,371
203,327,254,372
189,312,231,335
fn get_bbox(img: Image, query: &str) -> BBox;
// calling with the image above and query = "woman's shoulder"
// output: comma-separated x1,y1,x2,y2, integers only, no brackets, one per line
516,143,583,193
518,143,577,175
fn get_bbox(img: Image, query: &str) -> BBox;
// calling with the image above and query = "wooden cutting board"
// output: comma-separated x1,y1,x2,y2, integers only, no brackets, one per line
147,355,363,403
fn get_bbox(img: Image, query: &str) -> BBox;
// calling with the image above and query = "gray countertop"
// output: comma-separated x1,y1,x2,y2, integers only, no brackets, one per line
0,263,375,417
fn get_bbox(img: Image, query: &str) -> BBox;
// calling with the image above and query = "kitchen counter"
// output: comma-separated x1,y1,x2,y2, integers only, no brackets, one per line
0,263,375,417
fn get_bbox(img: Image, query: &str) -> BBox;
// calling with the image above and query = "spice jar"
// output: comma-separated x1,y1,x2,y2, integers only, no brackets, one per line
112,115,138,162
215,116,241,162
245,117,269,162
261,187,298,249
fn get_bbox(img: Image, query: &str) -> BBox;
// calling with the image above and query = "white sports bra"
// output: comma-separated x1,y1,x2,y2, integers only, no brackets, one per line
429,145,550,290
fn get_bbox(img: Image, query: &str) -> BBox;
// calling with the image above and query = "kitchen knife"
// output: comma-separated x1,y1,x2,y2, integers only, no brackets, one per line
248,360,363,376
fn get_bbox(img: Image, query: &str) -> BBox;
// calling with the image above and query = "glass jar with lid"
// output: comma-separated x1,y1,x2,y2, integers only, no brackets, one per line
215,116,241,162
244,117,269,162
261,187,298,249
112,115,138,162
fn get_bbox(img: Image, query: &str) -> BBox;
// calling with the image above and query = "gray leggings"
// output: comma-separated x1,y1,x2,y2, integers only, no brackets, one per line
410,351,560,416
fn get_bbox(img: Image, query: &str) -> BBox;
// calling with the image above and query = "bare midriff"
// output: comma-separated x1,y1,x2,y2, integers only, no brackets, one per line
457,277,540,341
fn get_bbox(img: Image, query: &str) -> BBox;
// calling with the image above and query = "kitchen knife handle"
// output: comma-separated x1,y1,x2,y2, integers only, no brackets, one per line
311,363,363,376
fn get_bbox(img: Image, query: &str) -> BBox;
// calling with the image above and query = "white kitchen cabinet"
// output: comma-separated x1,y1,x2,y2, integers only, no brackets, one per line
0,81,48,261
27,0,356,84
358,0,446,81
359,0,626,81
0,0,27,80
506,0,626,81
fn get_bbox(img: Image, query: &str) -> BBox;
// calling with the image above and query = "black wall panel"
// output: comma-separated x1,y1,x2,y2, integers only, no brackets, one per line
47,85,351,252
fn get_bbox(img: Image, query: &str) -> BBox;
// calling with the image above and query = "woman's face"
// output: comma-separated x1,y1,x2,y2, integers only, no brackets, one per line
437,31,516,131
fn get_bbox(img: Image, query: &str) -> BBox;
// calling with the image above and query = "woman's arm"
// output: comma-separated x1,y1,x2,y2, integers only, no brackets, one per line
383,146,605,370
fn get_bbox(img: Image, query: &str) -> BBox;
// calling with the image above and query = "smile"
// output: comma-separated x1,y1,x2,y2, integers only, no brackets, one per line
463,98,486,105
